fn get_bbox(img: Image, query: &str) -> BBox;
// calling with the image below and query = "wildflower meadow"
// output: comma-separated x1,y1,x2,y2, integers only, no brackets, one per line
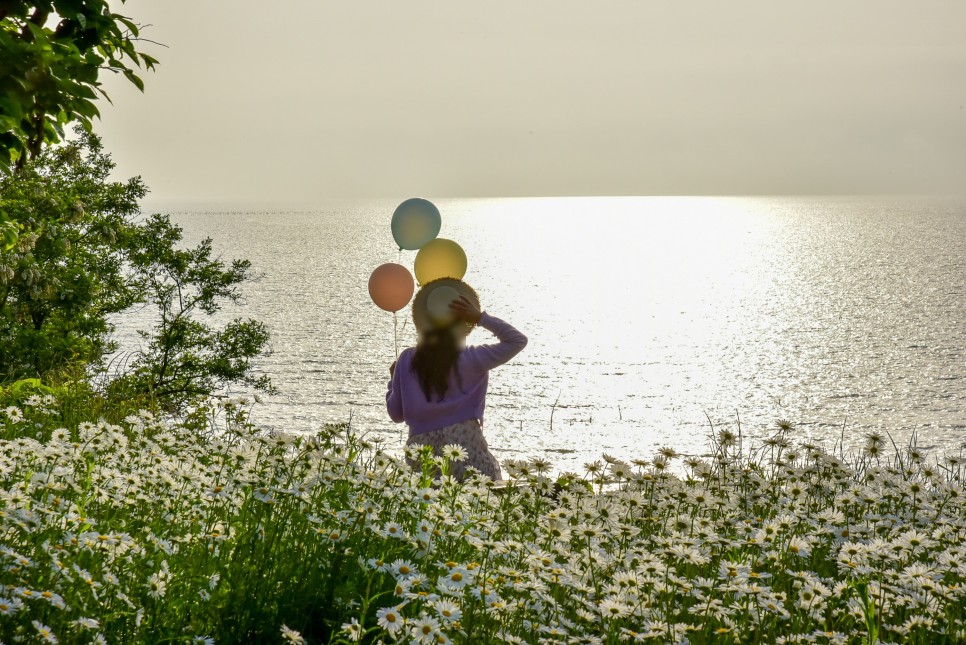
1,396,965,644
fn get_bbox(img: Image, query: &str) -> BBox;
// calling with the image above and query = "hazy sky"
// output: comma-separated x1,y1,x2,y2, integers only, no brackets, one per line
97,1,966,204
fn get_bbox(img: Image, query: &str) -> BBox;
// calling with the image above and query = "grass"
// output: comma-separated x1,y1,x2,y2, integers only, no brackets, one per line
1,394,965,644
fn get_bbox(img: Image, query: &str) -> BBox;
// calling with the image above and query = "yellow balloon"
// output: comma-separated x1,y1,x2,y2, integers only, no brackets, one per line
414,238,467,285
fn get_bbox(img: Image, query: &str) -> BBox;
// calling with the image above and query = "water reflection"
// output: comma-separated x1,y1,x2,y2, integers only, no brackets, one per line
112,196,966,473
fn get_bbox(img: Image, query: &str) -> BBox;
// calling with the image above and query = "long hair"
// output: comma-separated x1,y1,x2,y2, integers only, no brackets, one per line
411,326,463,402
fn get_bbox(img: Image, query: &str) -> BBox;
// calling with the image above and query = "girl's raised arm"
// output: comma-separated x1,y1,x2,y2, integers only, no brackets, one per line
462,312,527,372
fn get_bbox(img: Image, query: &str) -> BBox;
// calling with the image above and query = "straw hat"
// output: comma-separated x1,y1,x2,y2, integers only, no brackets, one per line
412,278,480,336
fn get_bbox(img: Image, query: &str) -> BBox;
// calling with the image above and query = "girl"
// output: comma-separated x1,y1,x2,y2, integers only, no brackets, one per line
386,279,527,481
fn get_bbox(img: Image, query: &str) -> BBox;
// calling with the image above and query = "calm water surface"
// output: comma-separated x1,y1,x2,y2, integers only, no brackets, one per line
112,197,966,473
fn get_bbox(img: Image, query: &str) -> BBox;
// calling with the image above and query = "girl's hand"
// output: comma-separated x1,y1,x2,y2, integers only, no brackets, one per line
389,360,396,377
449,295,482,324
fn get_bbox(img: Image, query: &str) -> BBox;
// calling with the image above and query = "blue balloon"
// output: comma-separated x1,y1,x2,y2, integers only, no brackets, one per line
391,198,442,251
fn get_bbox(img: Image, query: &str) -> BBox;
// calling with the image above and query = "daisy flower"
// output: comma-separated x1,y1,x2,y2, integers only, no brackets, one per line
409,615,441,645
32,621,57,644
432,599,462,623
280,625,305,644
340,618,362,642
376,605,405,635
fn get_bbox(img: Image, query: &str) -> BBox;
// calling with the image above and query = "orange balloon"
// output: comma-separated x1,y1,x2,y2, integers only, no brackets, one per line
368,263,415,312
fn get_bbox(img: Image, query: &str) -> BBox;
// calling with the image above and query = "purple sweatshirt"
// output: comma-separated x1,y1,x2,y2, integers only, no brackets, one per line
386,312,527,436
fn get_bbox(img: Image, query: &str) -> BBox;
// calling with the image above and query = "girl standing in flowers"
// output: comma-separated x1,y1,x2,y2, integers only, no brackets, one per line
386,278,527,481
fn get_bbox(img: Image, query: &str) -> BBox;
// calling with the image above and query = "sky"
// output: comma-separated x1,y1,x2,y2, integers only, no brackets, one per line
96,1,966,205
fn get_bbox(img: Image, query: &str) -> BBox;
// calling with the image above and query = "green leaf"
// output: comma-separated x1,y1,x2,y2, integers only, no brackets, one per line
123,69,145,92
1,221,19,251
117,16,140,38
9,378,53,395
0,7,161,165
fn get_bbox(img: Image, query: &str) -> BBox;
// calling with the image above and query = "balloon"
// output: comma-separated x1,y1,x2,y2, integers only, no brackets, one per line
391,198,442,250
426,285,460,326
368,263,415,312
414,238,467,285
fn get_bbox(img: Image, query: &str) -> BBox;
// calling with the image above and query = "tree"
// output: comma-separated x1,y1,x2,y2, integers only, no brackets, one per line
112,213,275,410
0,128,144,375
0,0,157,173
0,3,270,411
0,129,272,408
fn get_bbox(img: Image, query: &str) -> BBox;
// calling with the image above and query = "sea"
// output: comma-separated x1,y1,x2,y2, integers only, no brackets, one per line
110,196,966,474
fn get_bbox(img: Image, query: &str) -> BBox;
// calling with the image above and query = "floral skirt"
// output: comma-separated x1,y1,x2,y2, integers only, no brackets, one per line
406,418,503,482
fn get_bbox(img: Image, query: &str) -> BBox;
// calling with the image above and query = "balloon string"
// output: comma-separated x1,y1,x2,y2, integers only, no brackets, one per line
394,310,403,444
395,248,404,445
394,247,402,359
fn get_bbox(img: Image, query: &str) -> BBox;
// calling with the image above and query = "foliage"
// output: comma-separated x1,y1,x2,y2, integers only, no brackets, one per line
108,213,275,410
0,0,157,173
1,405,964,644
0,128,145,376
0,129,271,407
0,366,159,430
